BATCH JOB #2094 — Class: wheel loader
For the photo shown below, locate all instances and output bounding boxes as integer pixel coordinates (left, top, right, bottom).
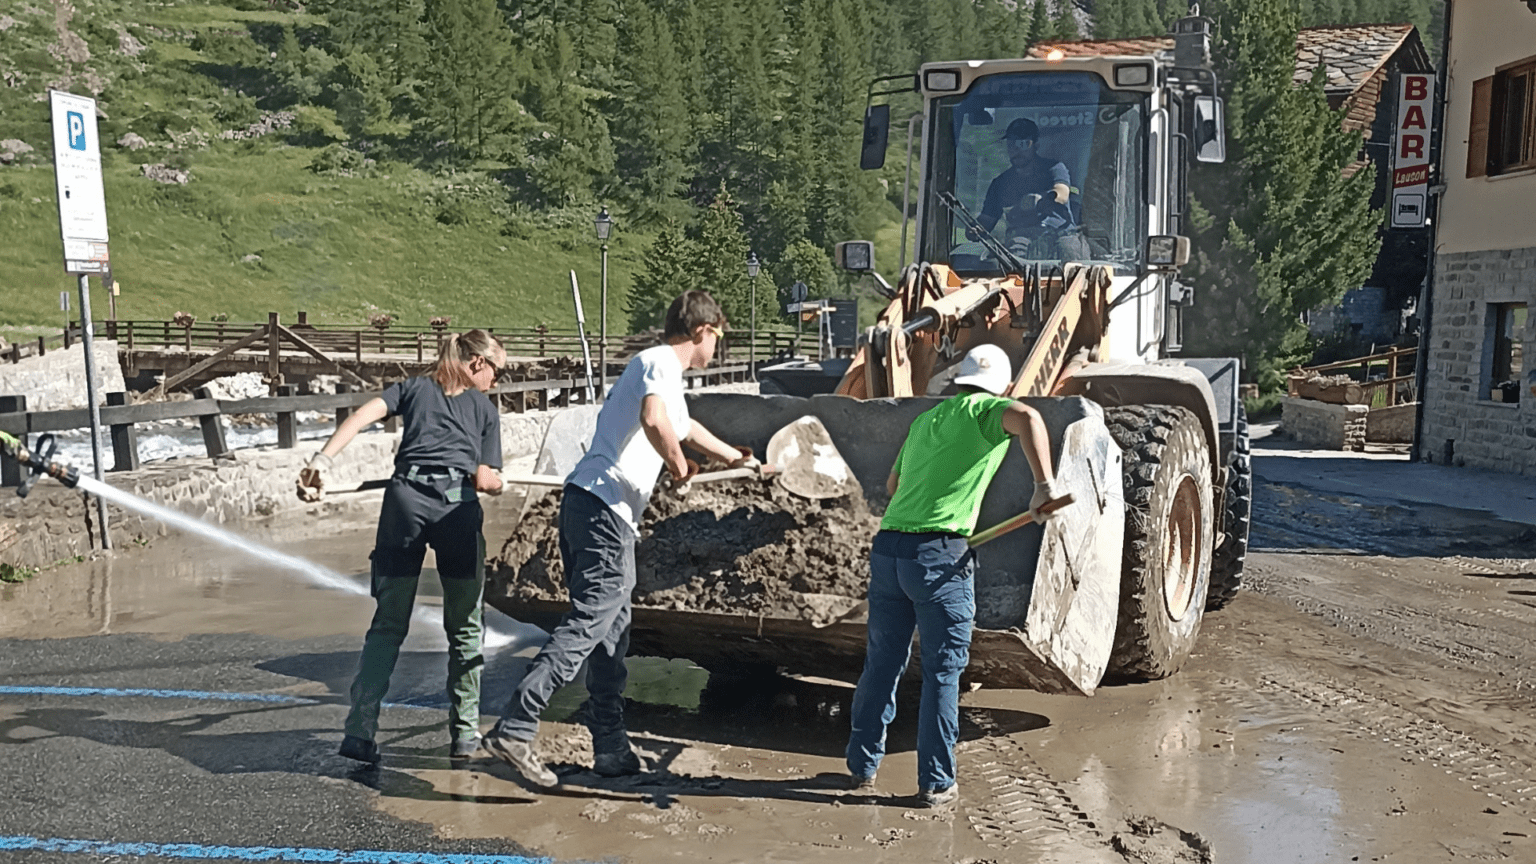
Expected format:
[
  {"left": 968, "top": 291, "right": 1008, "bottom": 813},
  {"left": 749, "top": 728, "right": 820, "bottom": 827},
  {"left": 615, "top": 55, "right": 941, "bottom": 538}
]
[{"left": 493, "top": 13, "right": 1253, "bottom": 697}]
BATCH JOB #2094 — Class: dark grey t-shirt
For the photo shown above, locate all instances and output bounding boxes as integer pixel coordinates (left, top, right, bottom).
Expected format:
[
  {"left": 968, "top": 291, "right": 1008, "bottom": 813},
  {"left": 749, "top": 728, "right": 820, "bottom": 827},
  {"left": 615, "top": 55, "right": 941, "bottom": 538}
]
[{"left": 381, "top": 376, "right": 502, "bottom": 473}]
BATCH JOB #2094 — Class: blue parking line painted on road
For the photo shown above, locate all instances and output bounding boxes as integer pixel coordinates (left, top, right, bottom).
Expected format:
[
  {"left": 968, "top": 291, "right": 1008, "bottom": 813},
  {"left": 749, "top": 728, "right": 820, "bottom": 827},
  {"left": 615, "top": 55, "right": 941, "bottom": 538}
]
[
  {"left": 0, "top": 684, "right": 450, "bottom": 713},
  {"left": 0, "top": 686, "right": 316, "bottom": 704},
  {"left": 0, "top": 835, "right": 552, "bottom": 863}
]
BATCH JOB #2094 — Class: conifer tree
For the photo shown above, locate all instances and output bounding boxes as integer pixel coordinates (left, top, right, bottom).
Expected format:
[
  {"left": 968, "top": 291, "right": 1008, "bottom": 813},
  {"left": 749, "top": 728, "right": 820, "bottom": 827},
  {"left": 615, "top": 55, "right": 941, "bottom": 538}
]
[
  {"left": 1028, "top": 0, "right": 1052, "bottom": 45},
  {"left": 613, "top": 1, "right": 693, "bottom": 220},
  {"left": 1180, "top": 0, "right": 1382, "bottom": 387},
  {"left": 692, "top": 185, "right": 757, "bottom": 327},
  {"left": 1053, "top": 0, "right": 1081, "bottom": 40},
  {"left": 628, "top": 221, "right": 700, "bottom": 332},
  {"left": 524, "top": 26, "right": 615, "bottom": 202},
  {"left": 421, "top": 0, "right": 523, "bottom": 159}
]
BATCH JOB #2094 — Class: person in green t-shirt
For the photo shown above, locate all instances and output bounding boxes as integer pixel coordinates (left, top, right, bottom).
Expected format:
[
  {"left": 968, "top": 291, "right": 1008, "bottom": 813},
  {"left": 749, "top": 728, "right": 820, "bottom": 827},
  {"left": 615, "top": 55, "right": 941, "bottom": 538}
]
[{"left": 843, "top": 343, "right": 1068, "bottom": 808}]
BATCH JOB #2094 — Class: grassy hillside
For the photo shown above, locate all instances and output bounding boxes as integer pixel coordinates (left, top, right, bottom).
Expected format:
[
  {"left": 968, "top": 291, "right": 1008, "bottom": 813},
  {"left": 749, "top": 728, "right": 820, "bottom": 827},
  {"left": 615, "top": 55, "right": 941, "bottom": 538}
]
[
  {"left": 0, "top": 149, "right": 650, "bottom": 330},
  {"left": 0, "top": 0, "right": 650, "bottom": 335}
]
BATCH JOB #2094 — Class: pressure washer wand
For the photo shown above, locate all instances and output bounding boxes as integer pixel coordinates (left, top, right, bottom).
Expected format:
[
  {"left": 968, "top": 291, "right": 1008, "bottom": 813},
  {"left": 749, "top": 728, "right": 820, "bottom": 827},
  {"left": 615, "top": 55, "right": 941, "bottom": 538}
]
[{"left": 0, "top": 431, "right": 81, "bottom": 498}]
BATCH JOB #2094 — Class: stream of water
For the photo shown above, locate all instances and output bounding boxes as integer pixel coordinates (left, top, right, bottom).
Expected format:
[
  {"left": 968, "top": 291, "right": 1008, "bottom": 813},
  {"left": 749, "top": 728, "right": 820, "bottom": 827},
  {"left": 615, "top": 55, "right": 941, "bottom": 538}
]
[{"left": 71, "top": 475, "right": 525, "bottom": 650}]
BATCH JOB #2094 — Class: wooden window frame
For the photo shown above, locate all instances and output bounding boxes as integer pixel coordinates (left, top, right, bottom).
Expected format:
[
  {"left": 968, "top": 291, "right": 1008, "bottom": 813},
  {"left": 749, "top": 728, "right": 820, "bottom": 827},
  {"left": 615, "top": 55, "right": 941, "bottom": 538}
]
[
  {"left": 1486, "top": 302, "right": 1527, "bottom": 405},
  {"left": 1468, "top": 55, "right": 1536, "bottom": 178}
]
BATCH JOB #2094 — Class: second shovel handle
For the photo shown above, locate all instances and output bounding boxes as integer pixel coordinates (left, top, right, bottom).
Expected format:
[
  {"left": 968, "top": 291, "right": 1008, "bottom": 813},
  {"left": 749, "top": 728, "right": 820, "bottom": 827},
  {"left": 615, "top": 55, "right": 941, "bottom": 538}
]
[{"left": 967, "top": 492, "right": 1075, "bottom": 547}]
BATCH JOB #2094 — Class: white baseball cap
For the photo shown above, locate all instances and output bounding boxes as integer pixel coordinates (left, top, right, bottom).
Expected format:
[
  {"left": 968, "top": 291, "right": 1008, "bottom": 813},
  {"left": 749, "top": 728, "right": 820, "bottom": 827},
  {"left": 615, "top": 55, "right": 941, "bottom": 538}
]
[{"left": 953, "top": 344, "right": 1012, "bottom": 395}]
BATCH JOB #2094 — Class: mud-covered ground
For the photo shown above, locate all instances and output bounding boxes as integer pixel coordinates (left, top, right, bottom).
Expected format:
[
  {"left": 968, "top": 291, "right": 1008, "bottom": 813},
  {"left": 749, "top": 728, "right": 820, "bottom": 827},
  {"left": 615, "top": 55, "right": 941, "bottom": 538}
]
[
  {"left": 489, "top": 479, "right": 879, "bottom": 618},
  {"left": 5, "top": 439, "right": 1536, "bottom": 863}
]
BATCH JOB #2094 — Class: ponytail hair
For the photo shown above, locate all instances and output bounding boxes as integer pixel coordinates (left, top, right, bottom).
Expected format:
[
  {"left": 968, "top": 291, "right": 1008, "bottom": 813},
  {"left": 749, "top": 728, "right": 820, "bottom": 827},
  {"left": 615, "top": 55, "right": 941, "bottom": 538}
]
[{"left": 431, "top": 328, "right": 505, "bottom": 392}]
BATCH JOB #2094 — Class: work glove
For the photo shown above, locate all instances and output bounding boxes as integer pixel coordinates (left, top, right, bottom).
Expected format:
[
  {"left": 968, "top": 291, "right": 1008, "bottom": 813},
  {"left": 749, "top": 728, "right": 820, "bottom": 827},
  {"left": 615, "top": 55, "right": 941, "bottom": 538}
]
[
  {"left": 1029, "top": 477, "right": 1070, "bottom": 523},
  {"left": 665, "top": 458, "right": 701, "bottom": 498},
  {"left": 296, "top": 452, "right": 332, "bottom": 502},
  {"left": 728, "top": 445, "right": 762, "bottom": 474}
]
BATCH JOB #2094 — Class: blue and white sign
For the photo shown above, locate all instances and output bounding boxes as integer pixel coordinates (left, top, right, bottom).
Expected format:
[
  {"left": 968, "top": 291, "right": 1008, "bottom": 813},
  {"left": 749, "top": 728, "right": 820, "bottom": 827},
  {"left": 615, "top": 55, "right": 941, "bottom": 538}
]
[{"left": 49, "top": 90, "right": 110, "bottom": 273}]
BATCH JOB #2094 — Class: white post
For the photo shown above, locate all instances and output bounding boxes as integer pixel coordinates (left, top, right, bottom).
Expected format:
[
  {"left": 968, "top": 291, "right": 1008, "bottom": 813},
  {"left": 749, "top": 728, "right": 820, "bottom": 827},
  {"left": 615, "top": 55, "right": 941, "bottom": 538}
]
[{"left": 570, "top": 270, "right": 596, "bottom": 403}]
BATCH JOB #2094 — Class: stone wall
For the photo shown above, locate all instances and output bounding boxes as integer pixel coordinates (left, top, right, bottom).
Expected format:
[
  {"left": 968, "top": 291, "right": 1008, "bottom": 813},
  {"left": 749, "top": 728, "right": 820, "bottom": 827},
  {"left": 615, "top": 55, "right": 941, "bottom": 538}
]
[
  {"left": 2, "top": 410, "right": 556, "bottom": 572},
  {"left": 0, "top": 339, "right": 125, "bottom": 411},
  {"left": 1366, "top": 403, "right": 1416, "bottom": 444},
  {"left": 1421, "top": 245, "right": 1536, "bottom": 475},
  {"left": 1280, "top": 397, "right": 1369, "bottom": 451}
]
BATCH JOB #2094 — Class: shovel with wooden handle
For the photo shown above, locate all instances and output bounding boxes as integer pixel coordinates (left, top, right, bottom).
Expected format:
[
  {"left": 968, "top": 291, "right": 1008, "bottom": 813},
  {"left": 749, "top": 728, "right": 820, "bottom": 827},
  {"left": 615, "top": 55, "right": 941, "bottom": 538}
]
[
  {"left": 806, "top": 492, "right": 1076, "bottom": 629},
  {"left": 673, "top": 415, "right": 858, "bottom": 501}
]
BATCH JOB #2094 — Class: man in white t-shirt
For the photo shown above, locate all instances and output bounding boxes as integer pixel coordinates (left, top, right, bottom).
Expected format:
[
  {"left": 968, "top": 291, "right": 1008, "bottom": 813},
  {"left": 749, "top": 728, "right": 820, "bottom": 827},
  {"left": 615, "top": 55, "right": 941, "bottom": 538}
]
[{"left": 484, "top": 290, "right": 754, "bottom": 787}]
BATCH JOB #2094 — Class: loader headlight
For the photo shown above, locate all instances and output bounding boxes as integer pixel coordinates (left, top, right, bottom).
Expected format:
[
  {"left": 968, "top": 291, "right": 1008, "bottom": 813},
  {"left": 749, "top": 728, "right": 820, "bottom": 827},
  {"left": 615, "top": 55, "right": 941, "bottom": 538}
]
[
  {"left": 1146, "top": 235, "right": 1190, "bottom": 269},
  {"left": 924, "top": 69, "right": 961, "bottom": 92}
]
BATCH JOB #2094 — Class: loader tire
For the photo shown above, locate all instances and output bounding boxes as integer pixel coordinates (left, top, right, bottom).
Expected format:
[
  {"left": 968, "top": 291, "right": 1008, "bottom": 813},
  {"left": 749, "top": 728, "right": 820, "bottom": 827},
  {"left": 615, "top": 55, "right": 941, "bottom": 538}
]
[
  {"left": 1206, "top": 403, "right": 1251, "bottom": 610},
  {"left": 1104, "top": 405, "right": 1213, "bottom": 680}
]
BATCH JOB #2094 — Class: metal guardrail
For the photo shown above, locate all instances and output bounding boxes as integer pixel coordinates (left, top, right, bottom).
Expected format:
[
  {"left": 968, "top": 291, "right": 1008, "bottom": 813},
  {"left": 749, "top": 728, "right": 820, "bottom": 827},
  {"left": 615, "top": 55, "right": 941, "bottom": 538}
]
[{"left": 0, "top": 364, "right": 753, "bottom": 478}]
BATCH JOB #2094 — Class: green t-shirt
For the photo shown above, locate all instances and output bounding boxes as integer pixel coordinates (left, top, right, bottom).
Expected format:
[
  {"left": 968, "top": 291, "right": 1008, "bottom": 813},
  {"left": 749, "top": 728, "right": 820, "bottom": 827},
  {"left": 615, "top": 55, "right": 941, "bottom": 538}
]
[{"left": 880, "top": 391, "right": 1015, "bottom": 535}]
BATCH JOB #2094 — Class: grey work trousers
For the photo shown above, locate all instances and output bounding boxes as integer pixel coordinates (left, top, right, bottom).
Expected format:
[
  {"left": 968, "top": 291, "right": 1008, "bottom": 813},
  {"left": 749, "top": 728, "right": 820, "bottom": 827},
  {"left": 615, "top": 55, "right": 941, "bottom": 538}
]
[{"left": 493, "top": 485, "right": 634, "bottom": 751}]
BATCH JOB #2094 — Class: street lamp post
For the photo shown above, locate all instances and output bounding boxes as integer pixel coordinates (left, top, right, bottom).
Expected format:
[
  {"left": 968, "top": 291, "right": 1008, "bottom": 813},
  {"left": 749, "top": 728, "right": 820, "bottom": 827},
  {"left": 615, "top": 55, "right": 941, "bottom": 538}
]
[
  {"left": 594, "top": 207, "right": 613, "bottom": 400},
  {"left": 746, "top": 252, "right": 761, "bottom": 379}
]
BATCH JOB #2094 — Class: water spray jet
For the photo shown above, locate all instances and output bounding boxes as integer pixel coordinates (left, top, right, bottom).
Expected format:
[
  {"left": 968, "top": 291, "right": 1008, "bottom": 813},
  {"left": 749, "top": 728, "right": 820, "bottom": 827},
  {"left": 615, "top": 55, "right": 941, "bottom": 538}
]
[{"left": 0, "top": 429, "right": 535, "bottom": 651}]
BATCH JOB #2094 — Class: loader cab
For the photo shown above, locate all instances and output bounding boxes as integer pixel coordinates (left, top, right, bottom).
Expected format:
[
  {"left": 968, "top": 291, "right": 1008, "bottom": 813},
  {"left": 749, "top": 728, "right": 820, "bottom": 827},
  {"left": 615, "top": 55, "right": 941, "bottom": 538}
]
[{"left": 916, "top": 65, "right": 1152, "bottom": 278}]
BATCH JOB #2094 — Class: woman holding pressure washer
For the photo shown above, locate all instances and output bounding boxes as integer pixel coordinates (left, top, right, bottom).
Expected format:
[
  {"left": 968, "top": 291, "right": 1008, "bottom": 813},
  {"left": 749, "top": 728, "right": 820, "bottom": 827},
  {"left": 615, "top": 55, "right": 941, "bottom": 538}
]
[{"left": 296, "top": 329, "right": 506, "bottom": 765}]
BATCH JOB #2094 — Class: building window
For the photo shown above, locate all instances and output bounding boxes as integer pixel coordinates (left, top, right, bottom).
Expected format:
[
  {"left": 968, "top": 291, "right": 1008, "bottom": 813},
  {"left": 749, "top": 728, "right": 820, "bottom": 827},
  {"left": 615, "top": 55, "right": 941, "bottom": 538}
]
[
  {"left": 1486, "top": 302, "right": 1527, "bottom": 404},
  {"left": 1468, "top": 56, "right": 1536, "bottom": 177}
]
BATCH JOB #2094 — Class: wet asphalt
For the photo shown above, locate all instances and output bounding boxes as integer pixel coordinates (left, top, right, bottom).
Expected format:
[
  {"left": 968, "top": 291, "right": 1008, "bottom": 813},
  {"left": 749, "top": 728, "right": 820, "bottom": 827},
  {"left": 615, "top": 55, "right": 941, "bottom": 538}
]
[{"left": 0, "top": 629, "right": 551, "bottom": 863}]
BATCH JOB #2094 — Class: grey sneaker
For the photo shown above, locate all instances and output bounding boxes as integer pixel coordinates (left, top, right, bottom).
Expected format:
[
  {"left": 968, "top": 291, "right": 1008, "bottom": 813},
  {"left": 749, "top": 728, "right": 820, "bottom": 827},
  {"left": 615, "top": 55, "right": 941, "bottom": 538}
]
[
  {"left": 592, "top": 747, "right": 642, "bottom": 777},
  {"left": 481, "top": 733, "right": 559, "bottom": 788},
  {"left": 339, "top": 734, "right": 381, "bottom": 765},
  {"left": 842, "top": 773, "right": 877, "bottom": 792},
  {"left": 449, "top": 735, "right": 481, "bottom": 760},
  {"left": 918, "top": 784, "right": 959, "bottom": 808}
]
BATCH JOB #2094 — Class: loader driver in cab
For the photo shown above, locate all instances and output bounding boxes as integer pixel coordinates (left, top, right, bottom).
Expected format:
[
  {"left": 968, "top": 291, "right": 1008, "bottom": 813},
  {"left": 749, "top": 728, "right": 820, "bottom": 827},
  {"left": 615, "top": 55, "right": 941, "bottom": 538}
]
[{"left": 974, "top": 117, "right": 1072, "bottom": 253}]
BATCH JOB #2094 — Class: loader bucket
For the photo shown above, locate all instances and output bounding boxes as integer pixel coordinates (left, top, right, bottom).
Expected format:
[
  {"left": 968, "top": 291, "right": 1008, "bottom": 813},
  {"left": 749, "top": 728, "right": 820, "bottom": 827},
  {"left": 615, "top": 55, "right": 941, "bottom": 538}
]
[{"left": 491, "top": 393, "right": 1125, "bottom": 696}]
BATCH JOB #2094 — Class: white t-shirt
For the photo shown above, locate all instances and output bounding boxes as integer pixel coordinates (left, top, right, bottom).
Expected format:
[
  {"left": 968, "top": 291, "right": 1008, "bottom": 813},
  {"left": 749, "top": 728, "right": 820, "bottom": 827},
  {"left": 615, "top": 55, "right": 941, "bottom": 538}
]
[{"left": 567, "top": 345, "right": 690, "bottom": 532}]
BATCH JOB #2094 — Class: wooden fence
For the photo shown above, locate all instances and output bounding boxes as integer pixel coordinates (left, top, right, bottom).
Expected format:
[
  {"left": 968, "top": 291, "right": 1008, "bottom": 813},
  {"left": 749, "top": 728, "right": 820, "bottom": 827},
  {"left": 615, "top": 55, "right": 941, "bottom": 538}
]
[
  {"left": 0, "top": 364, "right": 752, "bottom": 478},
  {"left": 8, "top": 314, "right": 811, "bottom": 368},
  {"left": 1291, "top": 345, "right": 1419, "bottom": 408}
]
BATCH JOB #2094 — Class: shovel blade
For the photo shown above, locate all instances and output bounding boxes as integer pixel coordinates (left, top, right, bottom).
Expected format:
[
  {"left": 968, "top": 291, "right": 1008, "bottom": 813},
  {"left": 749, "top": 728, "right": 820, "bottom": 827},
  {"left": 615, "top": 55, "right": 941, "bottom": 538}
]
[{"left": 766, "top": 415, "right": 859, "bottom": 500}]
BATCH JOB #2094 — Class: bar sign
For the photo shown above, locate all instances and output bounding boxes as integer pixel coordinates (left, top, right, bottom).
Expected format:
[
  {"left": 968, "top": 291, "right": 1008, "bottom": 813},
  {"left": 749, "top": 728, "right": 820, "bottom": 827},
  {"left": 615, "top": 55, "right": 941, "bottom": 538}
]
[{"left": 1391, "top": 73, "right": 1434, "bottom": 229}]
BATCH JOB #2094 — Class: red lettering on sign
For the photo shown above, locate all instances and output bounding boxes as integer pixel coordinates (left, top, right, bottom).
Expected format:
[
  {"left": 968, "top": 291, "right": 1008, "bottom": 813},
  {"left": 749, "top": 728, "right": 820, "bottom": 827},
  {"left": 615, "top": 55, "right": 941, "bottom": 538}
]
[
  {"left": 1404, "top": 76, "right": 1428, "bottom": 101},
  {"left": 1399, "top": 134, "right": 1424, "bottom": 160},
  {"left": 1402, "top": 104, "right": 1426, "bottom": 130}
]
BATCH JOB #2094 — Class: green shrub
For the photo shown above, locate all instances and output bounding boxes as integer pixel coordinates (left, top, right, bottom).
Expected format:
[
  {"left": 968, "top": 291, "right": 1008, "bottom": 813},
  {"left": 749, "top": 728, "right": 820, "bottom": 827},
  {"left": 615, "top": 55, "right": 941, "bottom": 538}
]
[{"left": 308, "top": 143, "right": 366, "bottom": 176}]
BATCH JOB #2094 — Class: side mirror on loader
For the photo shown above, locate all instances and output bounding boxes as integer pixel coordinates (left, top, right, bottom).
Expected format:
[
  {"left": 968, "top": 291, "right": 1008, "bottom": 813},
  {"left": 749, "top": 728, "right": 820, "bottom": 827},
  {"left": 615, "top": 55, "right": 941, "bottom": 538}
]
[
  {"left": 1193, "top": 96, "right": 1226, "bottom": 163},
  {"left": 860, "top": 104, "right": 890, "bottom": 170},
  {"left": 836, "top": 240, "right": 875, "bottom": 272},
  {"left": 1146, "top": 235, "right": 1191, "bottom": 270}
]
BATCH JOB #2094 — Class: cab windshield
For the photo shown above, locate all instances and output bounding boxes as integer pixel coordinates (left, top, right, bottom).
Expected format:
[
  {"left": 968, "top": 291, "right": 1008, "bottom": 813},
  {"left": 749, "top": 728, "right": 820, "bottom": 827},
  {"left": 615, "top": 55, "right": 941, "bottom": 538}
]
[{"left": 921, "top": 71, "right": 1147, "bottom": 276}]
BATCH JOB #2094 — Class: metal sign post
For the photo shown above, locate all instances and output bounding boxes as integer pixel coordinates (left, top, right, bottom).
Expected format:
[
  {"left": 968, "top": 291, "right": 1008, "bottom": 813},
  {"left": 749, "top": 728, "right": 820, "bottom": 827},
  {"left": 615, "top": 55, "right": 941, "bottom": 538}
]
[
  {"left": 569, "top": 270, "right": 597, "bottom": 403},
  {"left": 50, "top": 89, "right": 111, "bottom": 549}
]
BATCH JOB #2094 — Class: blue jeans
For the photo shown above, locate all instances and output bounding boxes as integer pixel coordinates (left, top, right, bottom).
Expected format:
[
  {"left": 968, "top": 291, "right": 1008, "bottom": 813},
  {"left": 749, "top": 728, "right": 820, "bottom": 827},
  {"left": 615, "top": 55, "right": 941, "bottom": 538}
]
[
  {"left": 846, "top": 530, "right": 975, "bottom": 793},
  {"left": 493, "top": 486, "right": 634, "bottom": 752}
]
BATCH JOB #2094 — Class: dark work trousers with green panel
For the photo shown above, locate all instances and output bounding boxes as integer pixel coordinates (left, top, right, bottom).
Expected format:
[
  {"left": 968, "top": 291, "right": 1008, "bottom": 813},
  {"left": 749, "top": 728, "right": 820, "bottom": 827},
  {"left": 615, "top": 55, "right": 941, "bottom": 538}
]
[{"left": 344, "top": 466, "right": 486, "bottom": 747}]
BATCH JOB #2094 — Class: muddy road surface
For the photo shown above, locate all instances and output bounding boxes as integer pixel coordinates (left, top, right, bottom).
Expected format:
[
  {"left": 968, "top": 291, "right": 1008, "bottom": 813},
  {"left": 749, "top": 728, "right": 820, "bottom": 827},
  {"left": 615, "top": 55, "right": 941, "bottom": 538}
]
[{"left": 2, "top": 448, "right": 1534, "bottom": 863}]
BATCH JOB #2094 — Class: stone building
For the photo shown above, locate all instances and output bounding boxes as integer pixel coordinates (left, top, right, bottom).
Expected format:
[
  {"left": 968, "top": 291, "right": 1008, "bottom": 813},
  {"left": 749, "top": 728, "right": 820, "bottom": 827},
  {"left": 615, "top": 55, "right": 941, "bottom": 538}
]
[{"left": 1419, "top": 0, "right": 1536, "bottom": 475}]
